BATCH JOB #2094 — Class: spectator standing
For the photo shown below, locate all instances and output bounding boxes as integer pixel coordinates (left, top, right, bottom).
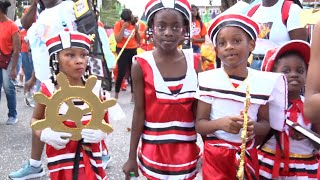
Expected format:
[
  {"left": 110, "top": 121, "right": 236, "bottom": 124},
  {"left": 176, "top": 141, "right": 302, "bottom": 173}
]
[
  {"left": 114, "top": 9, "right": 140, "bottom": 100},
  {"left": 247, "top": 0, "right": 308, "bottom": 70},
  {"left": 0, "top": 0, "right": 20, "bottom": 125},
  {"left": 191, "top": 4, "right": 207, "bottom": 53}
]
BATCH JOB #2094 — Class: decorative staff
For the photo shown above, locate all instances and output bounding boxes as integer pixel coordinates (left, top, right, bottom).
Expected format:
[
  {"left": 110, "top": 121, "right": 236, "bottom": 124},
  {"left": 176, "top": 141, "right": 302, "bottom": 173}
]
[{"left": 237, "top": 84, "right": 251, "bottom": 180}]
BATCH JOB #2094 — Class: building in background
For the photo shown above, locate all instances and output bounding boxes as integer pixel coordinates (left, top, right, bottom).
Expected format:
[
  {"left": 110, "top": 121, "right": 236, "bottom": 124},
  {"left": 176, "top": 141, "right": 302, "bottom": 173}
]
[{"left": 190, "top": 0, "right": 221, "bottom": 20}]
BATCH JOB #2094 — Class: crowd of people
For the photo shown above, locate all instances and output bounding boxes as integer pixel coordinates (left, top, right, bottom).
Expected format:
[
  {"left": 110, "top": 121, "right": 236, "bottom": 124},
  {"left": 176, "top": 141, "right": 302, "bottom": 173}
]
[{"left": 1, "top": 0, "right": 320, "bottom": 179}]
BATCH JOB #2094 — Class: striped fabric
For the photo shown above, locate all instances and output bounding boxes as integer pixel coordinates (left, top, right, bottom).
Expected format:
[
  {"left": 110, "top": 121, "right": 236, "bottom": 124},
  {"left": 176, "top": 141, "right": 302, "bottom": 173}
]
[
  {"left": 45, "top": 31, "right": 91, "bottom": 57},
  {"left": 202, "top": 137, "right": 259, "bottom": 180},
  {"left": 144, "top": 0, "right": 191, "bottom": 23},
  {"left": 196, "top": 68, "right": 287, "bottom": 132},
  {"left": 207, "top": 13, "right": 260, "bottom": 46},
  {"left": 258, "top": 150, "right": 318, "bottom": 180},
  {"left": 40, "top": 80, "right": 107, "bottom": 180},
  {"left": 258, "top": 96, "right": 319, "bottom": 179},
  {"left": 134, "top": 49, "right": 199, "bottom": 179}
]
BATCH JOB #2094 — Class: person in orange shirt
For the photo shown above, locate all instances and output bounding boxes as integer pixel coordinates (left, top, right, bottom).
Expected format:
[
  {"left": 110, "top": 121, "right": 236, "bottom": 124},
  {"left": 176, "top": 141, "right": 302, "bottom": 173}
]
[
  {"left": 0, "top": 0, "right": 21, "bottom": 125},
  {"left": 20, "top": 29, "right": 34, "bottom": 92},
  {"left": 191, "top": 4, "right": 207, "bottom": 54},
  {"left": 114, "top": 9, "right": 140, "bottom": 100}
]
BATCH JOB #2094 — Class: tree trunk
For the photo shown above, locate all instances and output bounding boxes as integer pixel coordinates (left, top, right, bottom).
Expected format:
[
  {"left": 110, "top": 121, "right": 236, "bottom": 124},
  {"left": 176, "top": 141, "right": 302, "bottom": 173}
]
[{"left": 6, "top": 0, "right": 16, "bottom": 20}]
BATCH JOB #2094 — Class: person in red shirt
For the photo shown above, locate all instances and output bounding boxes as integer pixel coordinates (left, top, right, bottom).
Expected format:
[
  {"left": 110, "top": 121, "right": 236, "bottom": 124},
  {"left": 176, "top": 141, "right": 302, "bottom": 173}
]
[
  {"left": 0, "top": 0, "right": 21, "bottom": 125},
  {"left": 114, "top": 9, "right": 140, "bottom": 99},
  {"left": 191, "top": 4, "right": 207, "bottom": 54}
]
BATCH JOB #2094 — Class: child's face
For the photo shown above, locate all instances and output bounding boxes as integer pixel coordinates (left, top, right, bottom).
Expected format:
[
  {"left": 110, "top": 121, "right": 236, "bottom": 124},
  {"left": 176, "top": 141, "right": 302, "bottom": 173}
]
[
  {"left": 58, "top": 48, "right": 89, "bottom": 81},
  {"left": 274, "top": 55, "right": 307, "bottom": 94},
  {"left": 214, "top": 26, "right": 255, "bottom": 69},
  {"left": 152, "top": 9, "right": 185, "bottom": 51}
]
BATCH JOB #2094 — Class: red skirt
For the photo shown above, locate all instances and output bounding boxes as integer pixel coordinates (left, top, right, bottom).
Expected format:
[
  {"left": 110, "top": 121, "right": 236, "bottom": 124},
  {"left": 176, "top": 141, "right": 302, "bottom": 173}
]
[{"left": 202, "top": 137, "right": 259, "bottom": 180}]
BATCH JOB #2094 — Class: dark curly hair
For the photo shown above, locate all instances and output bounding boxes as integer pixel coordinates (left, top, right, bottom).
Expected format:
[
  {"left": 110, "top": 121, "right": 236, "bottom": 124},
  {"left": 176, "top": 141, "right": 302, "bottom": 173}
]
[
  {"left": 121, "top": 9, "right": 133, "bottom": 22},
  {"left": 0, "top": 0, "right": 11, "bottom": 14}
]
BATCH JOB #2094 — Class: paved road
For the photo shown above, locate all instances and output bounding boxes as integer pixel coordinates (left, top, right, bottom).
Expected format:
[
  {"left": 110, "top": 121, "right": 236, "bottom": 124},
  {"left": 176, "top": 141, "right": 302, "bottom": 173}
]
[{"left": 0, "top": 87, "right": 202, "bottom": 180}]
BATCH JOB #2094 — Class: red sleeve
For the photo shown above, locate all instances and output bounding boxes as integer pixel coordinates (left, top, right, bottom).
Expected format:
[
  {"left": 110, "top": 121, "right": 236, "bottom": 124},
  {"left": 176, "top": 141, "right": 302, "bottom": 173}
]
[
  {"left": 103, "top": 111, "right": 109, "bottom": 123},
  {"left": 40, "top": 83, "right": 52, "bottom": 97}
]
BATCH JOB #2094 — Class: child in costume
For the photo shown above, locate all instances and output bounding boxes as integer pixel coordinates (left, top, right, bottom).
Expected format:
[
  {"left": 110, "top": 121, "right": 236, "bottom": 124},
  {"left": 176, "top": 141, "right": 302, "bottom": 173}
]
[
  {"left": 258, "top": 40, "right": 319, "bottom": 179},
  {"left": 32, "top": 31, "right": 108, "bottom": 180},
  {"left": 195, "top": 13, "right": 287, "bottom": 179},
  {"left": 122, "top": 0, "right": 200, "bottom": 179},
  {"left": 305, "top": 20, "right": 320, "bottom": 123}
]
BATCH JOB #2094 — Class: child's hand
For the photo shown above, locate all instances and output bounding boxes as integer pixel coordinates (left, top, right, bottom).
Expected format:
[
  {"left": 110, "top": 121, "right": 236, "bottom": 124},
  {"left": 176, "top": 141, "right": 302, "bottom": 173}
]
[
  {"left": 81, "top": 129, "right": 107, "bottom": 143},
  {"left": 40, "top": 128, "right": 72, "bottom": 150},
  {"left": 247, "top": 120, "right": 255, "bottom": 140},
  {"left": 122, "top": 159, "right": 139, "bottom": 180},
  {"left": 219, "top": 116, "right": 243, "bottom": 134},
  {"left": 289, "top": 123, "right": 306, "bottom": 141}
]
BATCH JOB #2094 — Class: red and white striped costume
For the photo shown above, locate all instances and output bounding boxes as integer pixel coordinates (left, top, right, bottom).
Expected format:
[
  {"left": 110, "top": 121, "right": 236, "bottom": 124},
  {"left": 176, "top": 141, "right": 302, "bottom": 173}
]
[
  {"left": 258, "top": 96, "right": 319, "bottom": 180},
  {"left": 135, "top": 49, "right": 200, "bottom": 180},
  {"left": 195, "top": 68, "right": 287, "bottom": 180},
  {"left": 40, "top": 80, "right": 107, "bottom": 180}
]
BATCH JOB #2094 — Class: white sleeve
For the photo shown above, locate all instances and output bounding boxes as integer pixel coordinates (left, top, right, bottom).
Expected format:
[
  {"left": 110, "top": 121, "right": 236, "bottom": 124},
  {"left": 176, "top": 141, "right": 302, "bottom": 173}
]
[
  {"left": 287, "top": 4, "right": 304, "bottom": 31},
  {"left": 194, "top": 88, "right": 213, "bottom": 104},
  {"left": 267, "top": 74, "right": 288, "bottom": 131}
]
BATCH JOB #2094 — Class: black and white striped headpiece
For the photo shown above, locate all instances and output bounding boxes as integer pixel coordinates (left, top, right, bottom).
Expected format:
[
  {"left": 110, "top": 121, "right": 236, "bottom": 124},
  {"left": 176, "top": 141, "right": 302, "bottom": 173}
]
[
  {"left": 144, "top": 0, "right": 191, "bottom": 24},
  {"left": 208, "top": 13, "right": 260, "bottom": 46},
  {"left": 46, "top": 31, "right": 91, "bottom": 57}
]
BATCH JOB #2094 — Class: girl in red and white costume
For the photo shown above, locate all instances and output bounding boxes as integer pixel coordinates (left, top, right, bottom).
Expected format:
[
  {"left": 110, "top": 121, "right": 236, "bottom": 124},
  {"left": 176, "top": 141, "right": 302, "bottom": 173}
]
[
  {"left": 195, "top": 13, "right": 288, "bottom": 180},
  {"left": 122, "top": 0, "right": 200, "bottom": 179},
  {"left": 32, "top": 31, "right": 109, "bottom": 180},
  {"left": 258, "top": 40, "right": 319, "bottom": 180}
]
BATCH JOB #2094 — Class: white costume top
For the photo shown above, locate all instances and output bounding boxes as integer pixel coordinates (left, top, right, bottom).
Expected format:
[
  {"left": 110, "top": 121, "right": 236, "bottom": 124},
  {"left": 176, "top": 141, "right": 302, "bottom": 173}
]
[
  {"left": 195, "top": 68, "right": 287, "bottom": 143},
  {"left": 264, "top": 96, "right": 316, "bottom": 155}
]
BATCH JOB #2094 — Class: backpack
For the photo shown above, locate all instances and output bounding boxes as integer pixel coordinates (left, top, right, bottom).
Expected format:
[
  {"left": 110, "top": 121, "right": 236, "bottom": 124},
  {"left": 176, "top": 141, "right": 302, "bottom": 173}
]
[{"left": 247, "top": 0, "right": 294, "bottom": 27}]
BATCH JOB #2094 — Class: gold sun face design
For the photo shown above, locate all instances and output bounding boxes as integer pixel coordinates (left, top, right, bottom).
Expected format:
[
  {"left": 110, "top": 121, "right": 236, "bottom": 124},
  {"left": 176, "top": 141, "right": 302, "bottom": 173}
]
[{"left": 31, "top": 73, "right": 116, "bottom": 141}]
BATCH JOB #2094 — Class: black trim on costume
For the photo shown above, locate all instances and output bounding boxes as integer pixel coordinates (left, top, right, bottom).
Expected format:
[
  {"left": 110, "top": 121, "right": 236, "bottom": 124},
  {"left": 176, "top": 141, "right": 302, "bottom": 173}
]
[
  {"left": 155, "top": 90, "right": 196, "bottom": 96},
  {"left": 83, "top": 149, "right": 100, "bottom": 175},
  {"left": 259, "top": 160, "right": 318, "bottom": 174},
  {"left": 138, "top": 156, "right": 197, "bottom": 176},
  {"left": 48, "top": 44, "right": 63, "bottom": 56},
  {"left": 163, "top": 75, "right": 186, "bottom": 82},
  {"left": 142, "top": 138, "right": 196, "bottom": 144},
  {"left": 199, "top": 86, "right": 269, "bottom": 100},
  {"left": 229, "top": 75, "right": 246, "bottom": 81},
  {"left": 72, "top": 139, "right": 83, "bottom": 180},
  {"left": 144, "top": 126, "right": 195, "bottom": 132}
]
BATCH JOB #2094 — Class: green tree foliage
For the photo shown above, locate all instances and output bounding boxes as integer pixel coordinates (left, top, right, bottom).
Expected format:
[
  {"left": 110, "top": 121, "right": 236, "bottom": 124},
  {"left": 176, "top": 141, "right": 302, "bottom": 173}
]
[{"left": 100, "top": 0, "right": 121, "bottom": 28}]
